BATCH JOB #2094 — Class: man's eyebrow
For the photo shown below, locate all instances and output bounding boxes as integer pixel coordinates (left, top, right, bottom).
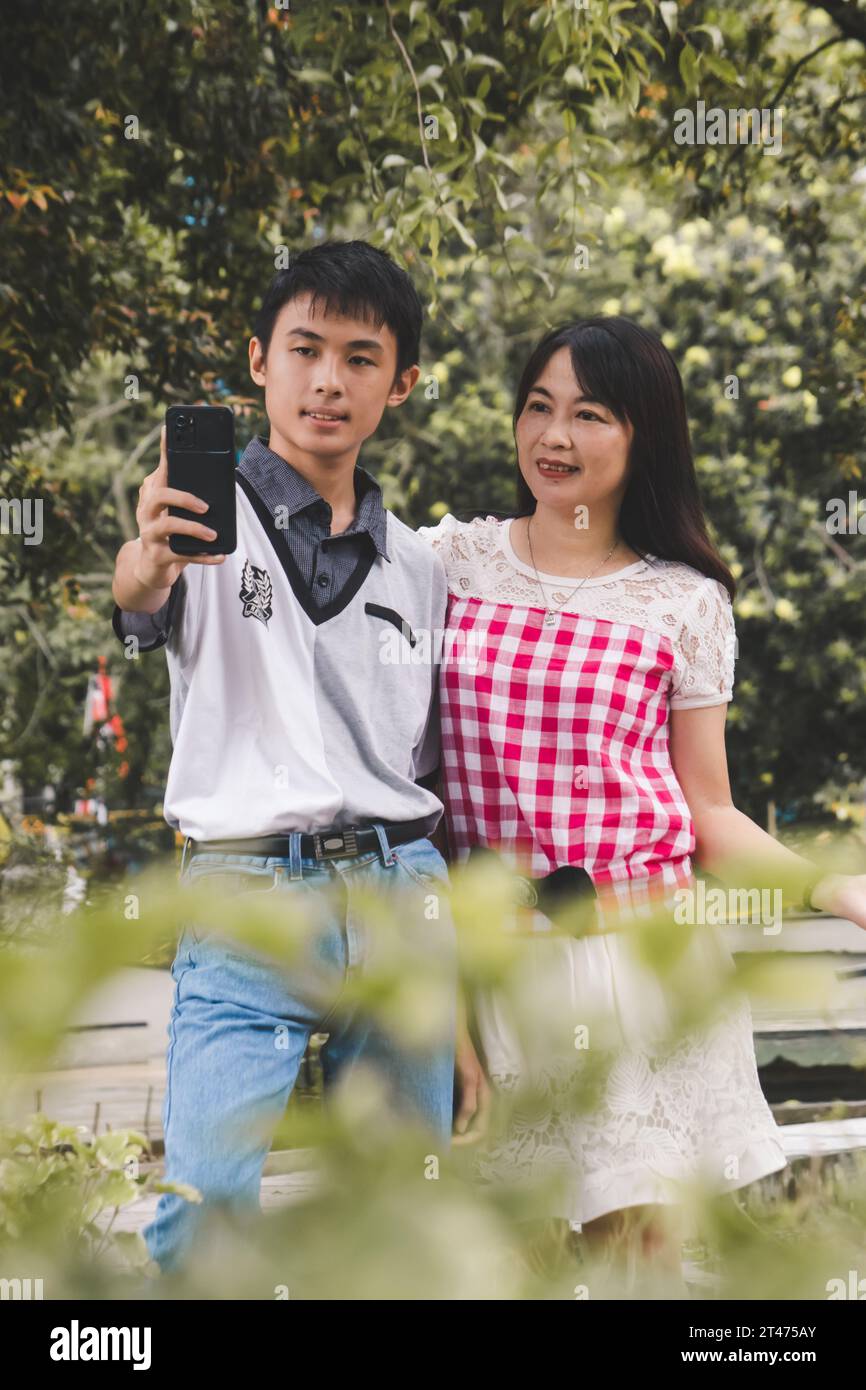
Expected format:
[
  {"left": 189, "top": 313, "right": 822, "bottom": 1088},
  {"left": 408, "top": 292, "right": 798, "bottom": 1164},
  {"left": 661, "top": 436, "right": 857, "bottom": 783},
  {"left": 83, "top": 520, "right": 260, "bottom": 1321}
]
[
  {"left": 285, "top": 327, "right": 385, "bottom": 352},
  {"left": 527, "top": 385, "right": 606, "bottom": 406}
]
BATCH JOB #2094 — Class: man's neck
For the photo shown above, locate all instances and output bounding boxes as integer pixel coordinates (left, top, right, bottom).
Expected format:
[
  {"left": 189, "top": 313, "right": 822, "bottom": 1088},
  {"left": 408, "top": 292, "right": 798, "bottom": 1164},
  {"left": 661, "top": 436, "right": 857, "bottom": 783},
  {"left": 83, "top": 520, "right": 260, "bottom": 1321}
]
[{"left": 264, "top": 430, "right": 359, "bottom": 525}]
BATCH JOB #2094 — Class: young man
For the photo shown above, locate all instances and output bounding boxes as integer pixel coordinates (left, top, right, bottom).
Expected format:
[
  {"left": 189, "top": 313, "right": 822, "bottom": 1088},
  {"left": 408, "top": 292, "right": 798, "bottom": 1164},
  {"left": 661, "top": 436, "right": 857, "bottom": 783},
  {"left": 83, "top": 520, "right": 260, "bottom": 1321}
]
[{"left": 111, "top": 240, "right": 474, "bottom": 1275}]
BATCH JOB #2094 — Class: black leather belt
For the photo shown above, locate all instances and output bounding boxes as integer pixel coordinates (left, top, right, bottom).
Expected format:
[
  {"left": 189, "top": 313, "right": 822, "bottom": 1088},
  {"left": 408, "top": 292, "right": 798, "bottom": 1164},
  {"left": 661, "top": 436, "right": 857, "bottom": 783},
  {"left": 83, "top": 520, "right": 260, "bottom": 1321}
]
[{"left": 185, "top": 815, "right": 439, "bottom": 865}]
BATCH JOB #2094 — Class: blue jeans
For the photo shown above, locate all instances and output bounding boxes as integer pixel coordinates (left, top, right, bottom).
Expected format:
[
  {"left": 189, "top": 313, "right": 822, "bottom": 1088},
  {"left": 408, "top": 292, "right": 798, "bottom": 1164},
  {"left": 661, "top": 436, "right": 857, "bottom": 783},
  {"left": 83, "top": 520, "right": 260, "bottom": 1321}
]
[{"left": 145, "top": 825, "right": 457, "bottom": 1274}]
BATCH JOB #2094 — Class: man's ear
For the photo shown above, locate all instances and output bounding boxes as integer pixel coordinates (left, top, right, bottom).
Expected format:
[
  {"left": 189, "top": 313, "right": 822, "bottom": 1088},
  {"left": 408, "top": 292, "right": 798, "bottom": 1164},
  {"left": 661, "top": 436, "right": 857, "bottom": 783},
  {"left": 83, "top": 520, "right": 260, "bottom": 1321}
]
[
  {"left": 249, "top": 336, "right": 266, "bottom": 388},
  {"left": 387, "top": 363, "right": 422, "bottom": 408}
]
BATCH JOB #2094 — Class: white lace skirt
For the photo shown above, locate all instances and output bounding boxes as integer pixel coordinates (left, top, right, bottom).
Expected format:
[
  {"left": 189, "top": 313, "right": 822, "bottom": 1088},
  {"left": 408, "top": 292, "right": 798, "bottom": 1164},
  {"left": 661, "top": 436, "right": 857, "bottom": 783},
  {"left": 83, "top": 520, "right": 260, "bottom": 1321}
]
[{"left": 471, "top": 920, "right": 789, "bottom": 1228}]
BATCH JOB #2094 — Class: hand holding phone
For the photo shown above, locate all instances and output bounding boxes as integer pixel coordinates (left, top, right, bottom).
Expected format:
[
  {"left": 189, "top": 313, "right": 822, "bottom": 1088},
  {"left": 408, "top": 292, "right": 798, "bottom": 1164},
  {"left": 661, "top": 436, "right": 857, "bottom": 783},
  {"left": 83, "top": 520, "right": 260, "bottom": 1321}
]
[{"left": 133, "top": 424, "right": 228, "bottom": 592}]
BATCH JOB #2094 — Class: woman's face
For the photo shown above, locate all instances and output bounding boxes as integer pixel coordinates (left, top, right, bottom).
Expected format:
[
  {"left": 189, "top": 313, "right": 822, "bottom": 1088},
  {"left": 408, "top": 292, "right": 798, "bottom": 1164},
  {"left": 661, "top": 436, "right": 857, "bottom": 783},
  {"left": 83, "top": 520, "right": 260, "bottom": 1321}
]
[{"left": 514, "top": 346, "right": 634, "bottom": 515}]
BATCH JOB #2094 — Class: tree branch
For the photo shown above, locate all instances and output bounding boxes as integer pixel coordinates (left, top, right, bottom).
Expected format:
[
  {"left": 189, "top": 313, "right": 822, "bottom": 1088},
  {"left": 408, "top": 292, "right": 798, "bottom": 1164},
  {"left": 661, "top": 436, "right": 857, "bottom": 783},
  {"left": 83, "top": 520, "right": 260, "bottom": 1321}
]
[
  {"left": 766, "top": 35, "right": 847, "bottom": 109},
  {"left": 808, "top": 0, "right": 866, "bottom": 46}
]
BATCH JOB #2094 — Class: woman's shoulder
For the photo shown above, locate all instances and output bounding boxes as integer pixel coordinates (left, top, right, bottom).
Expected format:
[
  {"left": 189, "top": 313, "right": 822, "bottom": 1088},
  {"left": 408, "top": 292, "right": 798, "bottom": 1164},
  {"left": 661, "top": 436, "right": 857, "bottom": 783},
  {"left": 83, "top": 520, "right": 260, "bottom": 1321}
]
[
  {"left": 611, "top": 558, "right": 734, "bottom": 654},
  {"left": 638, "top": 554, "right": 731, "bottom": 609},
  {"left": 415, "top": 511, "right": 505, "bottom": 562}
]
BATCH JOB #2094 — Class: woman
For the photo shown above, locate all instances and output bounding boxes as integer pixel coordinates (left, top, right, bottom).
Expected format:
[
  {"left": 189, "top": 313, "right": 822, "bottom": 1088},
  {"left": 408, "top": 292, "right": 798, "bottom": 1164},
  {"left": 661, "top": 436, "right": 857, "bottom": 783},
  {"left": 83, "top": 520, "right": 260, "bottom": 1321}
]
[{"left": 417, "top": 316, "right": 866, "bottom": 1279}]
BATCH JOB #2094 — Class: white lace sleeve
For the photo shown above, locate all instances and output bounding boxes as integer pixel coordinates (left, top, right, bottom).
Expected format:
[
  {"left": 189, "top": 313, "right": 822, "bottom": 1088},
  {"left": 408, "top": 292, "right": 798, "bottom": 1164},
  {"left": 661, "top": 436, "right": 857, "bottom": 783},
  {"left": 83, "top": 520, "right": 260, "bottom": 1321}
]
[
  {"left": 669, "top": 577, "right": 736, "bottom": 709},
  {"left": 414, "top": 511, "right": 463, "bottom": 558},
  {"left": 415, "top": 513, "right": 509, "bottom": 594}
]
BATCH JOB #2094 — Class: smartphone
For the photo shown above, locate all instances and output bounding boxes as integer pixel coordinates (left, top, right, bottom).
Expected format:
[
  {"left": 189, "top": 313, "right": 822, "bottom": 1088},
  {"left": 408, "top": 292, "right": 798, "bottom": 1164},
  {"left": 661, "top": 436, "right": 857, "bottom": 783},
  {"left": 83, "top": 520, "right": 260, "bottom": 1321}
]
[{"left": 166, "top": 405, "right": 237, "bottom": 555}]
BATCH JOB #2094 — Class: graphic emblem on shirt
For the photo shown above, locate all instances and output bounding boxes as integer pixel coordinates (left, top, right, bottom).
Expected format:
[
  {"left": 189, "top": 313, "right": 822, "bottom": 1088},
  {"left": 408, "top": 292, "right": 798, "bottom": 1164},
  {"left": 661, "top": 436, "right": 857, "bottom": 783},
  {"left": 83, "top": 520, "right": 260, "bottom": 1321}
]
[{"left": 239, "top": 558, "right": 274, "bottom": 628}]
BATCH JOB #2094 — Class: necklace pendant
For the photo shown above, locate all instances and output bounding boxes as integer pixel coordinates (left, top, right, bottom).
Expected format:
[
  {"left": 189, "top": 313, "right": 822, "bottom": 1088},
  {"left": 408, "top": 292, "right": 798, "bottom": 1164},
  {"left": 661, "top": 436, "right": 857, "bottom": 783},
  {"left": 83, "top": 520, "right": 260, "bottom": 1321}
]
[{"left": 543, "top": 609, "right": 557, "bottom": 628}]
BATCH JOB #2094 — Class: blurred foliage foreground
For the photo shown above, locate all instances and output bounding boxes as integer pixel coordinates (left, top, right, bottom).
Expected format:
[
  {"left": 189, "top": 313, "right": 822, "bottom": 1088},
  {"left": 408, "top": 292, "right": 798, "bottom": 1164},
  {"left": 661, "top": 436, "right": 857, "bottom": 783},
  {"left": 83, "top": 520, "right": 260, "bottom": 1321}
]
[{"left": 1, "top": 846, "right": 865, "bottom": 1301}]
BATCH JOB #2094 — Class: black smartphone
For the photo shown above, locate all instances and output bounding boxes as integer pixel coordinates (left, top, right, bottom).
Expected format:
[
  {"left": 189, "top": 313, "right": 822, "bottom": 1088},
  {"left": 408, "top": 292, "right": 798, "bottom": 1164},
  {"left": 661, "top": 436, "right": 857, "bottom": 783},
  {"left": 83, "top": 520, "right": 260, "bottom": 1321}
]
[{"left": 166, "top": 405, "right": 237, "bottom": 556}]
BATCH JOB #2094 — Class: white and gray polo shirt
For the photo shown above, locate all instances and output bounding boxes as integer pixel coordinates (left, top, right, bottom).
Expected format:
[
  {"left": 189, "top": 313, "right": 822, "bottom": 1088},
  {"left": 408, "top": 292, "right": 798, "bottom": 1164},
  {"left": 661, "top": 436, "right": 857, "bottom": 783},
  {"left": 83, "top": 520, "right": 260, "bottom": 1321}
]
[{"left": 113, "top": 463, "right": 448, "bottom": 842}]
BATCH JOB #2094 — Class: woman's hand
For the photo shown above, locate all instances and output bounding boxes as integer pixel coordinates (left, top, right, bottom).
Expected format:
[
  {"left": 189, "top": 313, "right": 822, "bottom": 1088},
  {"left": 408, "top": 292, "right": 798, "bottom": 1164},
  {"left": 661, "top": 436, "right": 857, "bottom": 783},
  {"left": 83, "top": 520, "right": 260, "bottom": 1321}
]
[
  {"left": 452, "top": 1030, "right": 493, "bottom": 1145},
  {"left": 811, "top": 872, "right": 866, "bottom": 929}
]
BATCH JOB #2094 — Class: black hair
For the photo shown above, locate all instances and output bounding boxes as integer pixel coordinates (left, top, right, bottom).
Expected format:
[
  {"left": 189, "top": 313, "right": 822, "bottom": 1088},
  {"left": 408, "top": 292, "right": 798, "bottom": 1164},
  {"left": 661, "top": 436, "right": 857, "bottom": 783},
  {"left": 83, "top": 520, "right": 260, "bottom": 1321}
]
[
  {"left": 507, "top": 316, "right": 736, "bottom": 599},
  {"left": 252, "top": 239, "right": 423, "bottom": 380}
]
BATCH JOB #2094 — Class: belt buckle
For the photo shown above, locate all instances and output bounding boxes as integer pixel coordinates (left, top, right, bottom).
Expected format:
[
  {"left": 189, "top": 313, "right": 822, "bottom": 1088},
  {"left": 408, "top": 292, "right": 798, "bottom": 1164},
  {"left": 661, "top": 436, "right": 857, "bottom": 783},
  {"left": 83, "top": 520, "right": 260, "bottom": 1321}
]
[
  {"left": 513, "top": 875, "right": 539, "bottom": 909},
  {"left": 313, "top": 827, "right": 359, "bottom": 861}
]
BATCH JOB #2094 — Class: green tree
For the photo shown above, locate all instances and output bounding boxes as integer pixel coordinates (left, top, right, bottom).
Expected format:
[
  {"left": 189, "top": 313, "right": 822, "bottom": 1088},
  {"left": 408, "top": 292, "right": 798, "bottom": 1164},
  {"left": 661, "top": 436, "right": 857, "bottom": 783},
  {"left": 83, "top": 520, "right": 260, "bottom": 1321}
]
[{"left": 1, "top": 0, "right": 865, "bottom": 839}]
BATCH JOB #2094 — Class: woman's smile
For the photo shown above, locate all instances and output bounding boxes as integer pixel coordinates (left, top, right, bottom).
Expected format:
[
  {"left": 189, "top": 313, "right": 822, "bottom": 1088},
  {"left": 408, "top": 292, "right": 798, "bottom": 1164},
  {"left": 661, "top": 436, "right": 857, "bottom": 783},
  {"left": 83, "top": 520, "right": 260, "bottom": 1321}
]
[{"left": 536, "top": 457, "right": 581, "bottom": 478}]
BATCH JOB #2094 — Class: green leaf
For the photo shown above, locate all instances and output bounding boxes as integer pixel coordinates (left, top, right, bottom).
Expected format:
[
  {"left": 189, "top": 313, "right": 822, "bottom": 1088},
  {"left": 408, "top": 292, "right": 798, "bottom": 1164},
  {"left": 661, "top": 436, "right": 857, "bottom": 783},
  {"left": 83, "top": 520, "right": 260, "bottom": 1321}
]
[
  {"left": 503, "top": 227, "right": 535, "bottom": 251},
  {"left": 585, "top": 167, "right": 611, "bottom": 191},
  {"left": 465, "top": 54, "right": 507, "bottom": 73},
  {"left": 678, "top": 43, "right": 700, "bottom": 94},
  {"left": 82, "top": 1173, "right": 137, "bottom": 1218},
  {"left": 591, "top": 49, "right": 623, "bottom": 81},
  {"left": 555, "top": 11, "right": 572, "bottom": 53},
  {"left": 631, "top": 23, "right": 667, "bottom": 60},
  {"left": 489, "top": 173, "right": 510, "bottom": 213},
  {"left": 626, "top": 46, "right": 650, "bottom": 79},
  {"left": 153, "top": 1179, "right": 203, "bottom": 1203},
  {"left": 703, "top": 53, "right": 743, "bottom": 86},
  {"left": 531, "top": 264, "right": 556, "bottom": 298},
  {"left": 336, "top": 136, "right": 361, "bottom": 164},
  {"left": 442, "top": 207, "right": 477, "bottom": 250},
  {"left": 294, "top": 68, "right": 336, "bottom": 86},
  {"left": 96, "top": 1131, "right": 143, "bottom": 1164},
  {"left": 624, "top": 65, "right": 641, "bottom": 110},
  {"left": 689, "top": 23, "right": 723, "bottom": 53},
  {"left": 426, "top": 103, "right": 458, "bottom": 143}
]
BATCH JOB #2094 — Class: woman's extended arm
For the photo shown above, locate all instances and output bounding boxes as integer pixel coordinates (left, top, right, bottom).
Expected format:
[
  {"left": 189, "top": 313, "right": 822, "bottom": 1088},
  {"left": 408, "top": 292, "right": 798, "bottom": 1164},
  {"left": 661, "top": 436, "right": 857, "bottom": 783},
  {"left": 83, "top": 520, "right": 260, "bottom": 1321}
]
[{"left": 669, "top": 703, "right": 865, "bottom": 925}]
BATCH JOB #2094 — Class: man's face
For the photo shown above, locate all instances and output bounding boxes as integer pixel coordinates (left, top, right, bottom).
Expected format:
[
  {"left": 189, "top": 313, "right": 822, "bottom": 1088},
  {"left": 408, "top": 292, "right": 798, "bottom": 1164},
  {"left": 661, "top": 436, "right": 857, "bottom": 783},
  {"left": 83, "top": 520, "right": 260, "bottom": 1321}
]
[{"left": 249, "top": 292, "right": 420, "bottom": 470}]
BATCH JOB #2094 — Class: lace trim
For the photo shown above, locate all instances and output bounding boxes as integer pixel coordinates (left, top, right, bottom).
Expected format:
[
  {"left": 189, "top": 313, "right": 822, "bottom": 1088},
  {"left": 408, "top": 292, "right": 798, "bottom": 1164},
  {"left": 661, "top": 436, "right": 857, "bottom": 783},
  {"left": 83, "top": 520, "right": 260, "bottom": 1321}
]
[
  {"left": 417, "top": 514, "right": 735, "bottom": 706},
  {"left": 474, "top": 993, "right": 786, "bottom": 1219}
]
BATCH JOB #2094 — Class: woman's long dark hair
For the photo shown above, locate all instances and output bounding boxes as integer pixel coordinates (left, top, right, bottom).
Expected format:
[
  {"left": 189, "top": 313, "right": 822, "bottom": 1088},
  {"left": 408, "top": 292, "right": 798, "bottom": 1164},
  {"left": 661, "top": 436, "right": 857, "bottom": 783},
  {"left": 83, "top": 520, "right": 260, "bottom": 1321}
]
[{"left": 506, "top": 316, "right": 735, "bottom": 600}]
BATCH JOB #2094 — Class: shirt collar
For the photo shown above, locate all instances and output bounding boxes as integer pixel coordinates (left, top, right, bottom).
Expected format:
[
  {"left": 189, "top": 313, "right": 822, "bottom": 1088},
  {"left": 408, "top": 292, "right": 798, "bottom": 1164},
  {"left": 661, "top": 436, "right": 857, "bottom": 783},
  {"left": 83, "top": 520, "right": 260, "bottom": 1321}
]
[{"left": 236, "top": 435, "right": 390, "bottom": 561}]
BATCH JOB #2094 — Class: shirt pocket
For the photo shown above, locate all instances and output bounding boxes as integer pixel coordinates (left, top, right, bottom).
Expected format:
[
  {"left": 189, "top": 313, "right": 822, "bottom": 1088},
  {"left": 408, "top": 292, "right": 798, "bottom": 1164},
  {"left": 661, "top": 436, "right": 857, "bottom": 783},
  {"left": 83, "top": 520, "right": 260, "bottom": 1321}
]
[{"left": 364, "top": 602, "right": 418, "bottom": 649}]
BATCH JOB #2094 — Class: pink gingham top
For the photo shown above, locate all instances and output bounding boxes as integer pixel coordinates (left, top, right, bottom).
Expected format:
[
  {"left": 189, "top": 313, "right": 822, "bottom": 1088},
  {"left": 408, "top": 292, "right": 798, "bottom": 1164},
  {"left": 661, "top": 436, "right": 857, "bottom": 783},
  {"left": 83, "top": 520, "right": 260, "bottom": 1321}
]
[{"left": 416, "top": 514, "right": 737, "bottom": 925}]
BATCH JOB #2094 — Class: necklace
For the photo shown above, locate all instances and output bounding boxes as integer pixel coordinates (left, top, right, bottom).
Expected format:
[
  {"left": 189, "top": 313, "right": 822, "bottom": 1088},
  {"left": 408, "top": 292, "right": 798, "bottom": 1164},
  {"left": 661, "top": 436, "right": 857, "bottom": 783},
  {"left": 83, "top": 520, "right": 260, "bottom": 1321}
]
[{"left": 526, "top": 516, "right": 619, "bottom": 627}]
